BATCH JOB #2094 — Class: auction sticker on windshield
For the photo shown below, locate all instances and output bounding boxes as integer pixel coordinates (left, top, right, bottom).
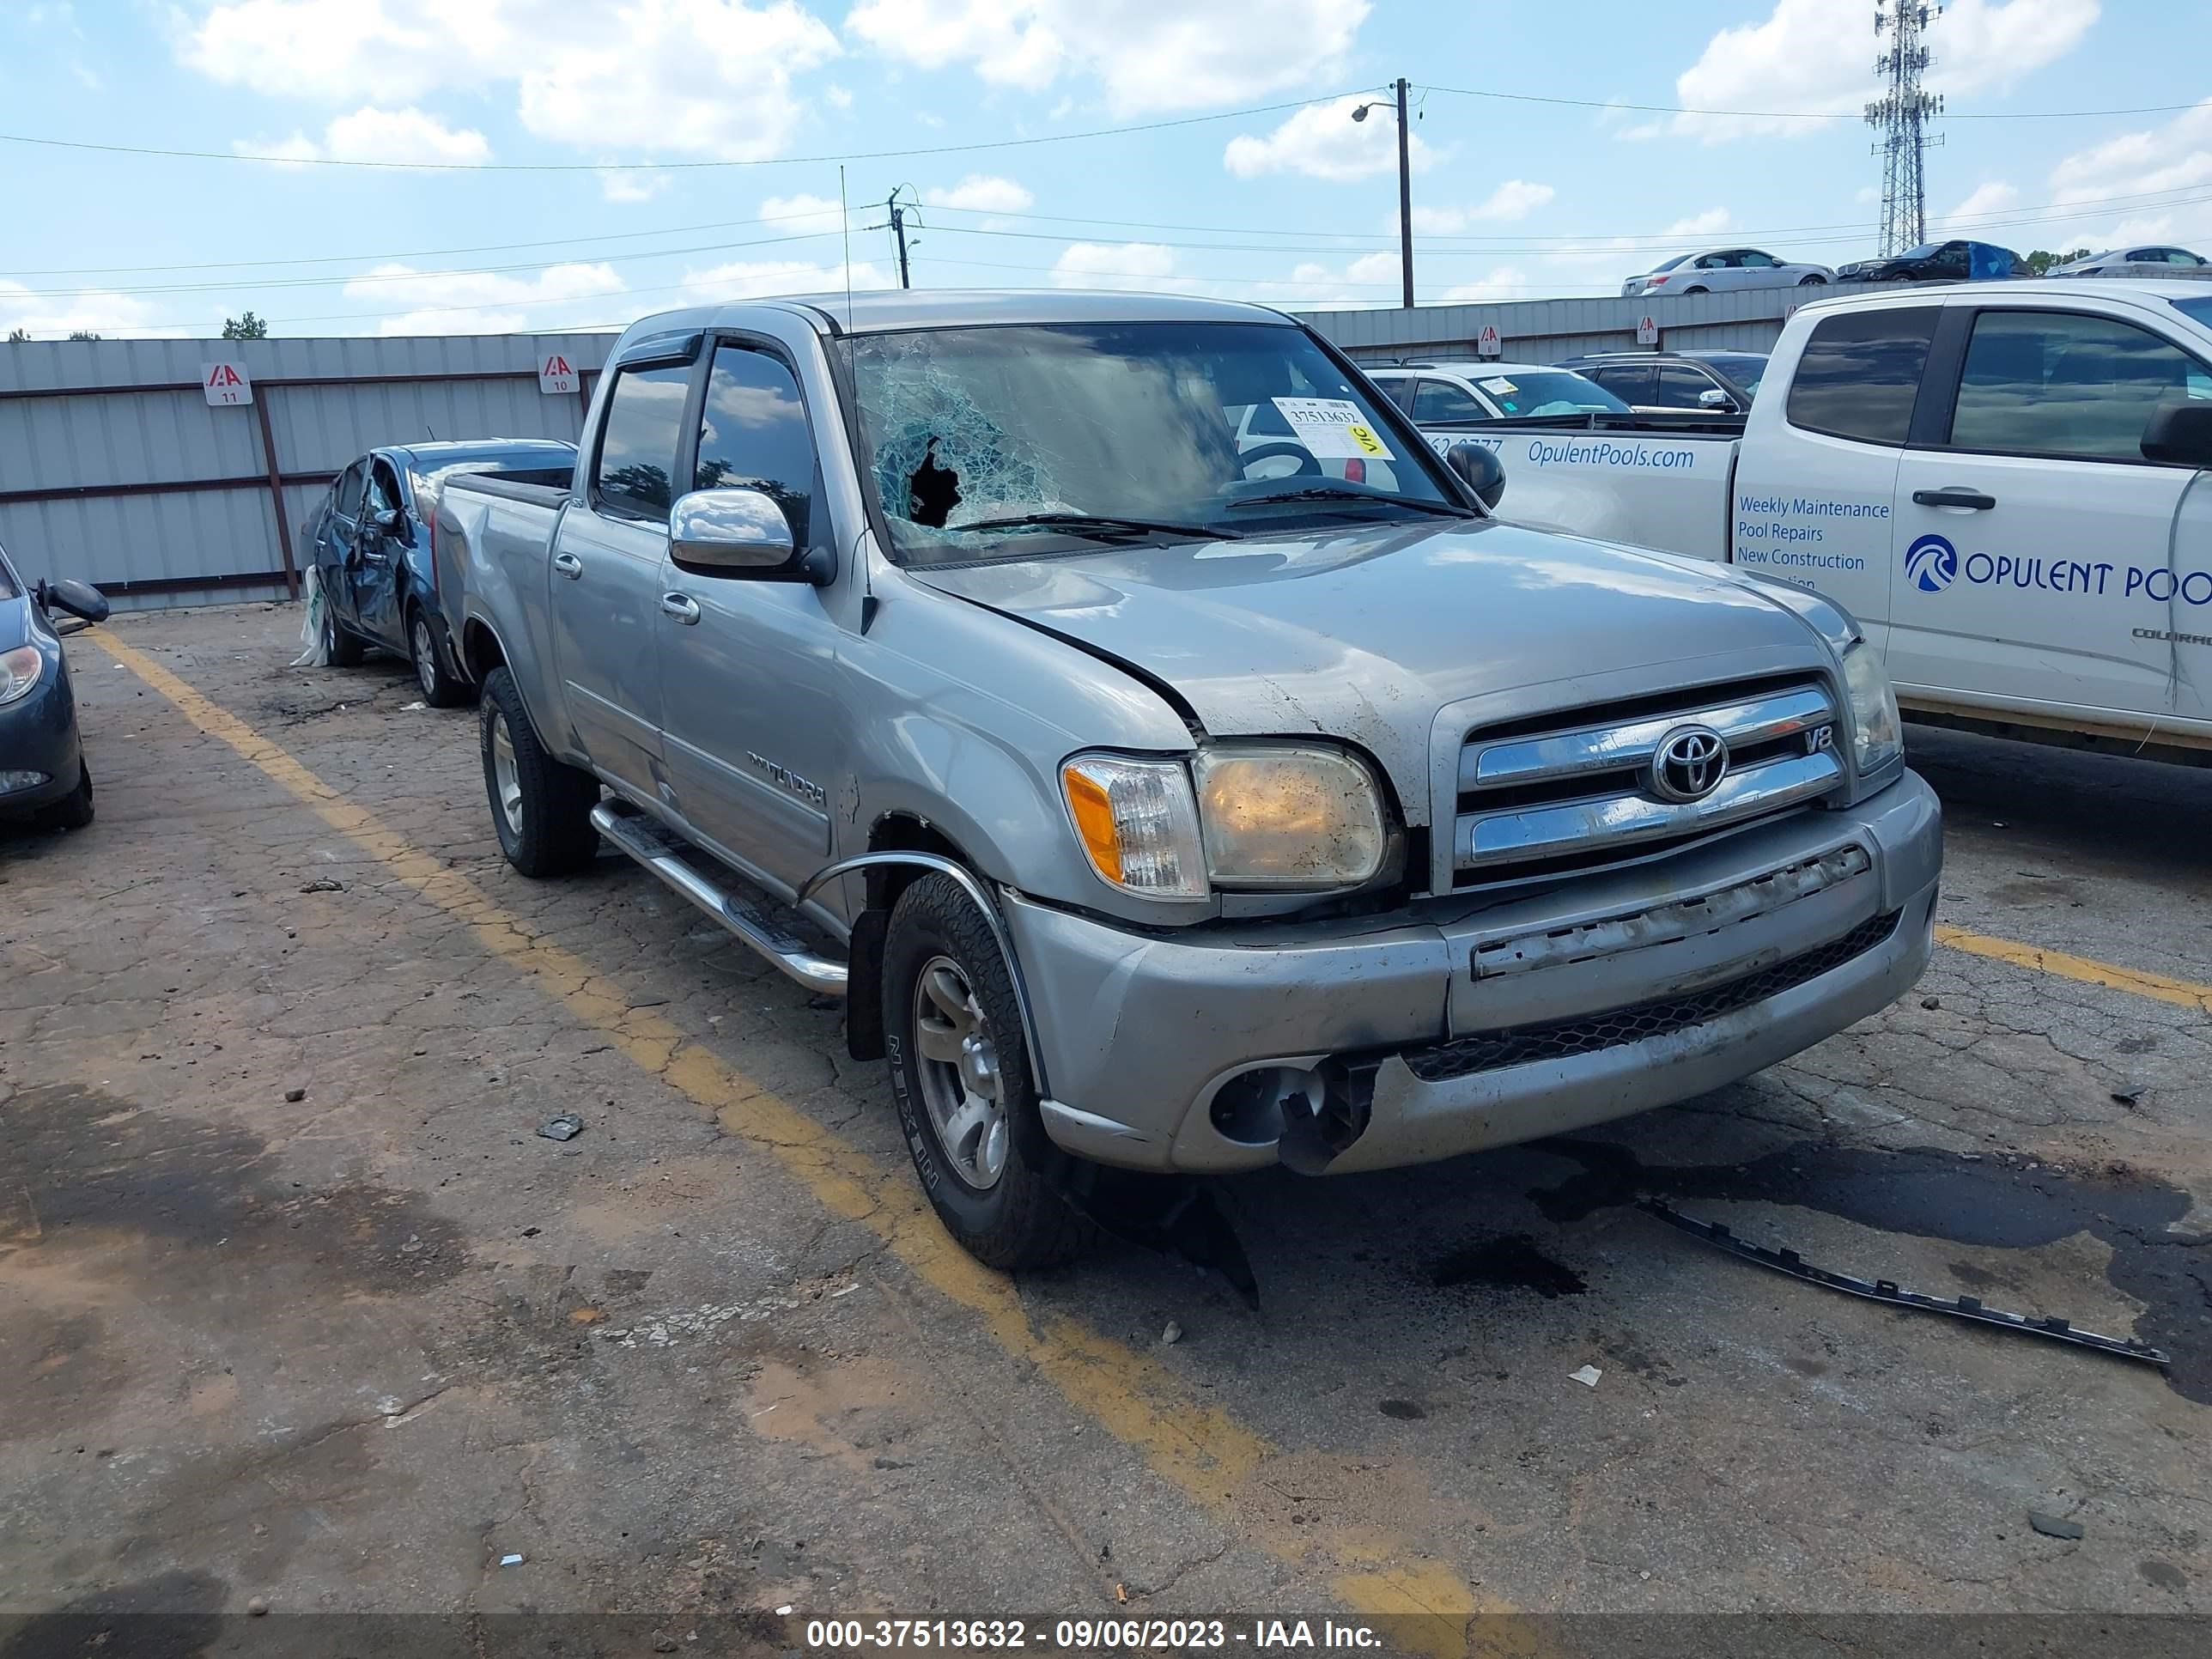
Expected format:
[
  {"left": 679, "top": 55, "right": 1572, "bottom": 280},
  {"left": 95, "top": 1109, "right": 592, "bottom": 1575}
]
[{"left": 1272, "top": 397, "right": 1395, "bottom": 460}]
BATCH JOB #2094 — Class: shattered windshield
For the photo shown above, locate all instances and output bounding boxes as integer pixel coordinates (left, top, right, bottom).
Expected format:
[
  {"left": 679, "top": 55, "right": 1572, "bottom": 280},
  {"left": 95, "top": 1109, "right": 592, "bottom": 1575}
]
[{"left": 844, "top": 321, "right": 1455, "bottom": 564}]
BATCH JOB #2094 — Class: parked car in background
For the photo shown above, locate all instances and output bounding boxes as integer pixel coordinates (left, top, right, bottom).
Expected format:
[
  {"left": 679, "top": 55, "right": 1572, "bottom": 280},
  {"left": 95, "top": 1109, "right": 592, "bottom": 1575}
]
[
  {"left": 0, "top": 538, "right": 109, "bottom": 832},
  {"left": 1364, "top": 361, "right": 1629, "bottom": 421},
  {"left": 439, "top": 289, "right": 1938, "bottom": 1270},
  {"left": 1836, "top": 240, "right": 2021, "bottom": 283},
  {"left": 1621, "top": 249, "right": 1832, "bottom": 296},
  {"left": 304, "top": 440, "right": 576, "bottom": 705},
  {"left": 1553, "top": 350, "right": 1770, "bottom": 413},
  {"left": 2051, "top": 246, "right": 2212, "bottom": 280}
]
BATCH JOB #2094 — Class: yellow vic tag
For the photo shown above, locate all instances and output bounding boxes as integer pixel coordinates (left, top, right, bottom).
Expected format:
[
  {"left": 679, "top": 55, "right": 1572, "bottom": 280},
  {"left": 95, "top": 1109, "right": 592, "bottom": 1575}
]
[{"left": 1346, "top": 423, "right": 1385, "bottom": 456}]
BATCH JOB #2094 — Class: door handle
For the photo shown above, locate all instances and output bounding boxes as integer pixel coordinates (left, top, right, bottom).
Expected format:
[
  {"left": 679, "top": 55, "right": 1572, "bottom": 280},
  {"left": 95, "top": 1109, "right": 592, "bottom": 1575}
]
[
  {"left": 551, "top": 552, "right": 584, "bottom": 580},
  {"left": 1911, "top": 487, "right": 1996, "bottom": 510},
  {"left": 660, "top": 592, "right": 702, "bottom": 625}
]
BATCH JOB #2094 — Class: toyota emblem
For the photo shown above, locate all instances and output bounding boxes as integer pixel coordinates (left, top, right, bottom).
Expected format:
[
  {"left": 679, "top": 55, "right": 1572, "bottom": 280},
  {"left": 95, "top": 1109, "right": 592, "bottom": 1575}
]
[{"left": 1648, "top": 724, "right": 1729, "bottom": 803}]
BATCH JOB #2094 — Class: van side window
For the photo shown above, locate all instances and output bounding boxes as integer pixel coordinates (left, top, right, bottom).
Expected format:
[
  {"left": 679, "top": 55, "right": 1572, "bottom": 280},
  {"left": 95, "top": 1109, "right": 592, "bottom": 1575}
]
[
  {"left": 1948, "top": 309, "right": 2212, "bottom": 463},
  {"left": 593, "top": 363, "right": 694, "bottom": 518},
  {"left": 694, "top": 344, "right": 817, "bottom": 545},
  {"left": 1784, "top": 307, "right": 1938, "bottom": 445},
  {"left": 1413, "top": 379, "right": 1486, "bottom": 422}
]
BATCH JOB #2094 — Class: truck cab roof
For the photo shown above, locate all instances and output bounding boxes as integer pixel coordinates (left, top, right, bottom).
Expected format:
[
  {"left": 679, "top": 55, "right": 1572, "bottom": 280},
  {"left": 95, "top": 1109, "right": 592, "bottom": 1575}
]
[{"left": 616, "top": 289, "right": 1298, "bottom": 340}]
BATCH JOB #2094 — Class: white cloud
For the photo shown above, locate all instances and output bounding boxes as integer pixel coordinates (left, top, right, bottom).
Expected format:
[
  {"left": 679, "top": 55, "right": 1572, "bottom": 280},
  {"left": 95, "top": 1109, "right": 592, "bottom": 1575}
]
[
  {"left": 1632, "top": 0, "right": 2098, "bottom": 143},
  {"left": 599, "top": 168, "right": 672, "bottom": 203},
  {"left": 1409, "top": 180, "right": 1555, "bottom": 234},
  {"left": 0, "top": 282, "right": 178, "bottom": 340},
  {"left": 1285, "top": 250, "right": 1406, "bottom": 307},
  {"left": 2036, "top": 101, "right": 2212, "bottom": 257},
  {"left": 342, "top": 261, "right": 627, "bottom": 336},
  {"left": 923, "top": 173, "right": 1035, "bottom": 214},
  {"left": 1939, "top": 179, "right": 2021, "bottom": 231},
  {"left": 681, "top": 257, "right": 894, "bottom": 302},
  {"left": 183, "top": 1, "right": 839, "bottom": 159},
  {"left": 1664, "top": 208, "right": 1732, "bottom": 239},
  {"left": 1051, "top": 241, "right": 1181, "bottom": 288},
  {"left": 1437, "top": 268, "right": 1536, "bottom": 306},
  {"left": 235, "top": 106, "right": 488, "bottom": 164},
  {"left": 844, "top": 0, "right": 1369, "bottom": 114},
  {"left": 1224, "top": 95, "right": 1436, "bottom": 182}
]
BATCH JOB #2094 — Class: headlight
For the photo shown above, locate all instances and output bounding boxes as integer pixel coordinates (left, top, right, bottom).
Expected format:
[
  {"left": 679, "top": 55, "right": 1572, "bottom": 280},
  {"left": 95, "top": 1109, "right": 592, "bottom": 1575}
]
[
  {"left": 1840, "top": 640, "right": 1902, "bottom": 777},
  {"left": 0, "top": 645, "right": 44, "bottom": 708},
  {"left": 1061, "top": 755, "right": 1207, "bottom": 898},
  {"left": 1194, "top": 745, "right": 1386, "bottom": 890}
]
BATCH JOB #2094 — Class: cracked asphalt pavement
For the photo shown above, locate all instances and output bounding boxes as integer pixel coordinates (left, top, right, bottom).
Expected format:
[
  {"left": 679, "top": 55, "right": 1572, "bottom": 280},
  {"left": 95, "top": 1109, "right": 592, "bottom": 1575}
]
[{"left": 2, "top": 604, "right": 2209, "bottom": 1653}]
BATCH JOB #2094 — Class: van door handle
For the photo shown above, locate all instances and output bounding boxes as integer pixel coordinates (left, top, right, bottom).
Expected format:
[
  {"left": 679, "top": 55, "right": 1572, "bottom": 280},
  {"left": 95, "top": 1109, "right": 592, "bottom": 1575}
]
[
  {"left": 660, "top": 592, "right": 701, "bottom": 625},
  {"left": 551, "top": 552, "right": 584, "bottom": 580},
  {"left": 1912, "top": 487, "right": 1996, "bottom": 510}
]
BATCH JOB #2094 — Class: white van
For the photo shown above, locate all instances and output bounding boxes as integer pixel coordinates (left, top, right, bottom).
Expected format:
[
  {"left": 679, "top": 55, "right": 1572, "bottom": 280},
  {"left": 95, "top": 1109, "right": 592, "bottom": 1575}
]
[{"left": 1399, "top": 280, "right": 2212, "bottom": 763}]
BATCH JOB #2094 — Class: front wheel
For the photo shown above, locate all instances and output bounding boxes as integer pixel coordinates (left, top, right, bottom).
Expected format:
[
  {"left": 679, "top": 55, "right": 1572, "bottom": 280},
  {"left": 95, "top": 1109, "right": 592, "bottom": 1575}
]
[
  {"left": 478, "top": 666, "right": 600, "bottom": 877},
  {"left": 884, "top": 873, "right": 1098, "bottom": 1270},
  {"left": 409, "top": 605, "right": 471, "bottom": 708},
  {"left": 36, "top": 760, "right": 94, "bottom": 831}
]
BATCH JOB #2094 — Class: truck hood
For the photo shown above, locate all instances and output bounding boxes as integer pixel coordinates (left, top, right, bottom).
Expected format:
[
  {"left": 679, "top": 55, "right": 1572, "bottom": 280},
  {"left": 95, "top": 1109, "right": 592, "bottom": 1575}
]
[{"left": 910, "top": 518, "right": 1821, "bottom": 823}]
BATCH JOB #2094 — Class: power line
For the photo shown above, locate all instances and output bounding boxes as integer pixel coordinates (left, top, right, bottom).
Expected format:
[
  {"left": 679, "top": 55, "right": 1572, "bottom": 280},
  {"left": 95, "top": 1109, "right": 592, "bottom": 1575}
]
[
  {"left": 0, "top": 88, "right": 1372, "bottom": 173},
  {"left": 1417, "top": 83, "right": 2209, "bottom": 122}
]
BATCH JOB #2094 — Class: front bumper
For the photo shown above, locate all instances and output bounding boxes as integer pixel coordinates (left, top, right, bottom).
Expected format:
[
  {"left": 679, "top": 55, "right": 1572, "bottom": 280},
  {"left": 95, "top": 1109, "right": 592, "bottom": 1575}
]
[
  {"left": 0, "top": 672, "right": 83, "bottom": 817},
  {"left": 1009, "top": 774, "right": 1941, "bottom": 1174}
]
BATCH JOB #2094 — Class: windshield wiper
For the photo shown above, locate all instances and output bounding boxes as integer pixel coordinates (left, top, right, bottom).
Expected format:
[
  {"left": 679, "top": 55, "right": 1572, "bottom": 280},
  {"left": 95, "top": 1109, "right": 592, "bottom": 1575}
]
[
  {"left": 951, "top": 512, "right": 1242, "bottom": 542},
  {"left": 1225, "top": 487, "right": 1479, "bottom": 519}
]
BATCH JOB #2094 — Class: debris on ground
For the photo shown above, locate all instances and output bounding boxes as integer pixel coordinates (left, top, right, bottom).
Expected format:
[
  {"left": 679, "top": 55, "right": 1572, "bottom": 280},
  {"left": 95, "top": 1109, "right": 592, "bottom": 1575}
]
[
  {"left": 283, "top": 1088, "right": 306, "bottom": 1103},
  {"left": 500, "top": 1553, "right": 525, "bottom": 1567},
  {"left": 1921, "top": 996, "right": 1941, "bottom": 1010},
  {"left": 2027, "top": 1511, "right": 2085, "bottom": 1540},
  {"left": 1569, "top": 1364, "right": 1603, "bottom": 1389},
  {"left": 247, "top": 1597, "right": 270, "bottom": 1616},
  {"left": 1641, "top": 1199, "right": 2170, "bottom": 1368},
  {"left": 2111, "top": 1085, "right": 2143, "bottom": 1105},
  {"left": 401, "top": 701, "right": 427, "bottom": 712},
  {"left": 537, "top": 1114, "right": 584, "bottom": 1142},
  {"left": 1160, "top": 1321, "right": 1182, "bottom": 1346},
  {"left": 300, "top": 878, "right": 345, "bottom": 893}
]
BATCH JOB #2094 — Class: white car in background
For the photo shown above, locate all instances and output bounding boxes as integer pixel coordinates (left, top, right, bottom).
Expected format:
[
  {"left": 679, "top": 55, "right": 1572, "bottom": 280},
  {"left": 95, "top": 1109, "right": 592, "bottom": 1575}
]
[
  {"left": 1623, "top": 248, "right": 1834, "bottom": 297},
  {"left": 2051, "top": 246, "right": 2212, "bottom": 279},
  {"left": 1362, "top": 362, "right": 1629, "bottom": 422}
]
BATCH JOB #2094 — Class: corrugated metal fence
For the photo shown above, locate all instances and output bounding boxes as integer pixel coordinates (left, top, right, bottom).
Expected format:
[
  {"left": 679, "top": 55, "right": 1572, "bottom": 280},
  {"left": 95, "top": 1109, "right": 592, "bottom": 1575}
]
[
  {"left": 0, "top": 333, "right": 613, "bottom": 609},
  {"left": 1298, "top": 282, "right": 1913, "bottom": 365}
]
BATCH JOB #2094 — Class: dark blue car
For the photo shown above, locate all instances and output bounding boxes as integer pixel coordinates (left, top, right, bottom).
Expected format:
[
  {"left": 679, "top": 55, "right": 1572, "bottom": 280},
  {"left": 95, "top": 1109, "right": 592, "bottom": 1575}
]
[
  {"left": 0, "top": 538, "right": 109, "bottom": 832},
  {"left": 305, "top": 440, "right": 575, "bottom": 705}
]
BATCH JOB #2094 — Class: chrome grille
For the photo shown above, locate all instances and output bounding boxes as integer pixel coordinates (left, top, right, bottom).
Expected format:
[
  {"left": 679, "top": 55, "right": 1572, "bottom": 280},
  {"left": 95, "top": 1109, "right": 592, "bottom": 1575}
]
[{"left": 1454, "top": 680, "right": 1842, "bottom": 884}]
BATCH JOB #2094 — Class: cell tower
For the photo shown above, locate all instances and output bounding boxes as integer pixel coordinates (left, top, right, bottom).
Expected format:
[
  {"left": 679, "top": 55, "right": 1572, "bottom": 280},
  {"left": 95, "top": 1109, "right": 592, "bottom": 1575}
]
[{"left": 1865, "top": 2, "right": 1944, "bottom": 255}]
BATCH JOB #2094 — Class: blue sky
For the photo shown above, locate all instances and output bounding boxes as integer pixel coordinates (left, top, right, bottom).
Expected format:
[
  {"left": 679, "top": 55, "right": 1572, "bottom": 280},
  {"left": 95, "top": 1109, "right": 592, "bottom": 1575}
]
[{"left": 1, "top": 0, "right": 2203, "bottom": 339}]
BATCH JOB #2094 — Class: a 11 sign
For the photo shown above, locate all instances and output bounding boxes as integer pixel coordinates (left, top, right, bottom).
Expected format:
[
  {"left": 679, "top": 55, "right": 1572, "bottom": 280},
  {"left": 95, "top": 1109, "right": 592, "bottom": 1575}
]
[{"left": 201, "top": 361, "right": 252, "bottom": 407}]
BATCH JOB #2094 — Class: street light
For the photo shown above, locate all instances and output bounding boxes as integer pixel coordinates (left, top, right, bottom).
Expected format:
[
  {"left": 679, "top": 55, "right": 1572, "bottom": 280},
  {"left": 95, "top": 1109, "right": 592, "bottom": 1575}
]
[{"left": 1352, "top": 79, "right": 1414, "bottom": 309}]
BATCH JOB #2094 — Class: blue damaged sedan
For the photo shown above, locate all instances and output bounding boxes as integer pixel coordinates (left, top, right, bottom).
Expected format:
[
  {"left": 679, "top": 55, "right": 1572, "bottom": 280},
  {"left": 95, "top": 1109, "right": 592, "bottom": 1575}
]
[{"left": 0, "top": 538, "right": 109, "bottom": 832}]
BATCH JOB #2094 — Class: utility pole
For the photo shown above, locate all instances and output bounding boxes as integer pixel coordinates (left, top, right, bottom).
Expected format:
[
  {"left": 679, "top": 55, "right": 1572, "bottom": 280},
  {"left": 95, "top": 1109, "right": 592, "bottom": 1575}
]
[
  {"left": 1394, "top": 76, "right": 1413, "bottom": 308},
  {"left": 888, "top": 191, "right": 913, "bottom": 289},
  {"left": 1866, "top": 3, "right": 1943, "bottom": 256},
  {"left": 1353, "top": 82, "right": 1417, "bottom": 307}
]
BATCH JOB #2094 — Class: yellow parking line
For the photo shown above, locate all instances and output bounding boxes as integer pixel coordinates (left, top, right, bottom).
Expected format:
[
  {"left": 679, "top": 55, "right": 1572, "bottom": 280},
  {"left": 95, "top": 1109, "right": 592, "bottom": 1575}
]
[
  {"left": 1936, "top": 925, "right": 2212, "bottom": 1014},
  {"left": 94, "top": 635, "right": 1496, "bottom": 1650}
]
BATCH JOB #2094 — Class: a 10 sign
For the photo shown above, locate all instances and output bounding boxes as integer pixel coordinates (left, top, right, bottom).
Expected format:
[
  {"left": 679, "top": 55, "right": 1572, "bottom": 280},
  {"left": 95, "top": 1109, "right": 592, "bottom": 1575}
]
[{"left": 201, "top": 361, "right": 252, "bottom": 407}]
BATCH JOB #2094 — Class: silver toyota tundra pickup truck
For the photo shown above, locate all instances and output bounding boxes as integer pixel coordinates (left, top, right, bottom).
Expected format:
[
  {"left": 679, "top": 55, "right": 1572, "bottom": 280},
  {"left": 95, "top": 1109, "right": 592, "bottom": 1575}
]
[{"left": 438, "top": 290, "right": 1942, "bottom": 1269}]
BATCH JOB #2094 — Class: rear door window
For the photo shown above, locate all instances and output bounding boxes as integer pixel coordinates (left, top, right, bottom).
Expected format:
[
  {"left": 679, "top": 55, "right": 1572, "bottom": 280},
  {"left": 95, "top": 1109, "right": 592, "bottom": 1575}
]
[
  {"left": 1591, "top": 364, "right": 1656, "bottom": 404},
  {"left": 1412, "top": 378, "right": 1489, "bottom": 422},
  {"left": 592, "top": 363, "right": 695, "bottom": 519},
  {"left": 694, "top": 343, "right": 817, "bottom": 546},
  {"left": 1784, "top": 307, "right": 1939, "bottom": 445},
  {"left": 1946, "top": 308, "right": 2212, "bottom": 462}
]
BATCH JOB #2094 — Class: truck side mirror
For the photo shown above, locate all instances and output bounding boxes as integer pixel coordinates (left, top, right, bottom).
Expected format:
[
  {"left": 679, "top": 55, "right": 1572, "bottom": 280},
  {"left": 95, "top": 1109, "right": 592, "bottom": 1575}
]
[
  {"left": 37, "top": 576, "right": 109, "bottom": 624},
  {"left": 669, "top": 487, "right": 833, "bottom": 585},
  {"left": 1443, "top": 441, "right": 1506, "bottom": 510},
  {"left": 2142, "top": 402, "right": 2212, "bottom": 470}
]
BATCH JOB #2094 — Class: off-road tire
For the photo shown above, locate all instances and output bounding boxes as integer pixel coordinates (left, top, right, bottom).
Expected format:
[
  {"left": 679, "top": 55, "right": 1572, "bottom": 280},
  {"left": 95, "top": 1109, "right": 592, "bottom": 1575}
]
[
  {"left": 321, "top": 603, "right": 367, "bottom": 667},
  {"left": 408, "top": 604, "right": 471, "bottom": 708},
  {"left": 884, "top": 873, "right": 1099, "bottom": 1270},
  {"left": 479, "top": 666, "right": 599, "bottom": 878},
  {"left": 36, "top": 760, "right": 94, "bottom": 831}
]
